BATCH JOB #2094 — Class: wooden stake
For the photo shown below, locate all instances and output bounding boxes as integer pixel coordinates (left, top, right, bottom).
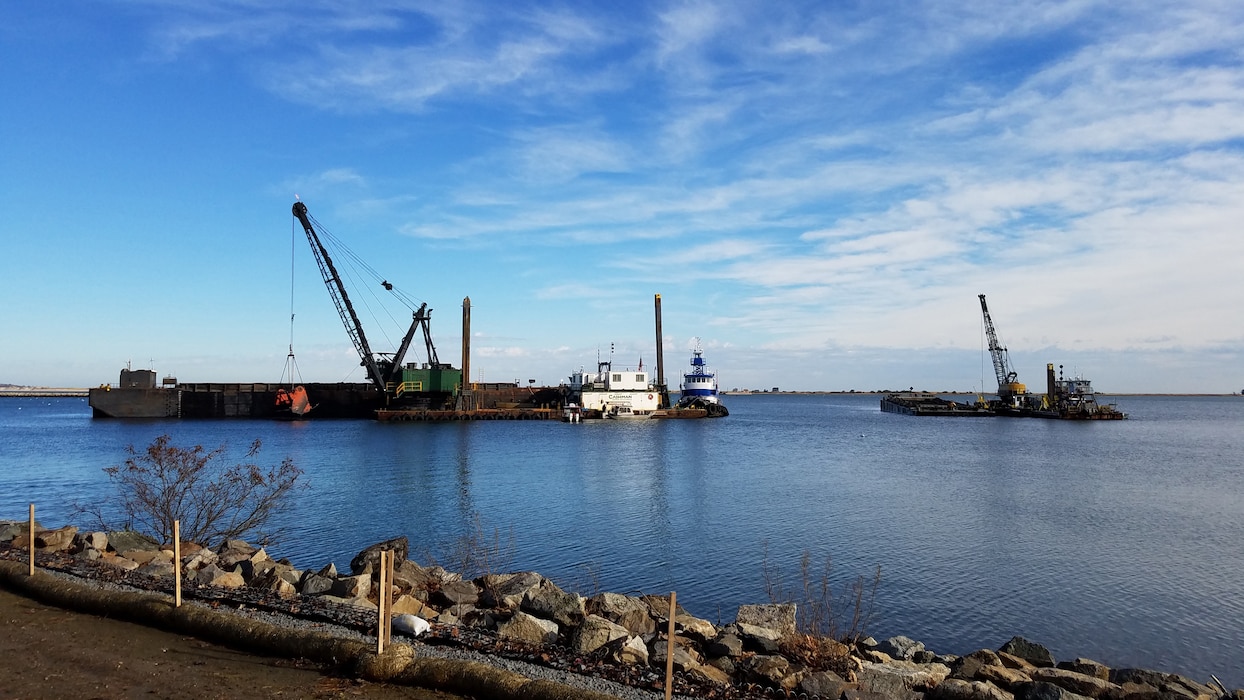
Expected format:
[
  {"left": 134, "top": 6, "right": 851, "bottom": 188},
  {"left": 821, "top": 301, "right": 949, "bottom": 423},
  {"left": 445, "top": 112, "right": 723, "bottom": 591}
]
[
  {"left": 665, "top": 591, "right": 677, "bottom": 700},
  {"left": 28, "top": 504, "right": 35, "bottom": 576},
  {"left": 174, "top": 520, "right": 182, "bottom": 607},
  {"left": 385, "top": 551, "right": 394, "bottom": 645},
  {"left": 377, "top": 550, "right": 388, "bottom": 654}
]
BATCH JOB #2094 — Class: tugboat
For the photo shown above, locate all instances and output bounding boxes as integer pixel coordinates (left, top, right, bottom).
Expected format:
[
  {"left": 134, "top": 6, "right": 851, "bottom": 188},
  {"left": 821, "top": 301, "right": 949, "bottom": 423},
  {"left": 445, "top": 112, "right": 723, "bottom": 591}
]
[
  {"left": 1040, "top": 364, "right": 1126, "bottom": 420},
  {"left": 675, "top": 339, "right": 729, "bottom": 417},
  {"left": 679, "top": 339, "right": 718, "bottom": 404}
]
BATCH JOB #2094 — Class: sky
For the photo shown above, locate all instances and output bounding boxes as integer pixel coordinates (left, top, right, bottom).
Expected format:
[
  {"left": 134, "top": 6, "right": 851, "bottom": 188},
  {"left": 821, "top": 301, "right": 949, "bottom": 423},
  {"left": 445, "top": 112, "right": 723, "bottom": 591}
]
[{"left": 2, "top": 1, "right": 1242, "bottom": 394}]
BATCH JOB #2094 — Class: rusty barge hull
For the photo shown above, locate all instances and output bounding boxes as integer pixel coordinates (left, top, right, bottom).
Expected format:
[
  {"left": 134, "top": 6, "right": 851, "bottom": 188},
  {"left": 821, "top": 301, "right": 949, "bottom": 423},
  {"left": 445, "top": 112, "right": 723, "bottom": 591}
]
[
  {"left": 89, "top": 382, "right": 383, "bottom": 419},
  {"left": 89, "top": 378, "right": 568, "bottom": 421}
]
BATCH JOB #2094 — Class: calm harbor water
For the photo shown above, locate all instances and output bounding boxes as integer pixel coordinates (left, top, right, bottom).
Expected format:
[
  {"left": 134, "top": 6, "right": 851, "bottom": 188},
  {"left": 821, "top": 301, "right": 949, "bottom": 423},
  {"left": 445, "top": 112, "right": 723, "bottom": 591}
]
[{"left": 2, "top": 394, "right": 1242, "bottom": 685}]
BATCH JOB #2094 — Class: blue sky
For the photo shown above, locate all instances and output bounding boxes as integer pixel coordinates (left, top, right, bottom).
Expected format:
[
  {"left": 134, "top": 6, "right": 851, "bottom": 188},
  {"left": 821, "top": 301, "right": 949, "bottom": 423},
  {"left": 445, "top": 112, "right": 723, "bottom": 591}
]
[{"left": 2, "top": 1, "right": 1242, "bottom": 394}]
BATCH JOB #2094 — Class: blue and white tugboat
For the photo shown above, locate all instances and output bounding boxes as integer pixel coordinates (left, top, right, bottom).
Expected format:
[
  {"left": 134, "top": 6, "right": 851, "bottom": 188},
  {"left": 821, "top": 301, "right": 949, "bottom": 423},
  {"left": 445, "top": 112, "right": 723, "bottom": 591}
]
[{"left": 676, "top": 339, "right": 728, "bottom": 416}]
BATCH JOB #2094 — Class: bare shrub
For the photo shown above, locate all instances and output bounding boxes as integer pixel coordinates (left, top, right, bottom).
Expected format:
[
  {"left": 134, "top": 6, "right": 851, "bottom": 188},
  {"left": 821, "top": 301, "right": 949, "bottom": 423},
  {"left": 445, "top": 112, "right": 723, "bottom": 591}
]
[
  {"left": 762, "top": 542, "right": 882, "bottom": 643},
  {"left": 76, "top": 434, "right": 304, "bottom": 547},
  {"left": 567, "top": 561, "right": 603, "bottom": 598},
  {"left": 439, "top": 510, "right": 515, "bottom": 579}
]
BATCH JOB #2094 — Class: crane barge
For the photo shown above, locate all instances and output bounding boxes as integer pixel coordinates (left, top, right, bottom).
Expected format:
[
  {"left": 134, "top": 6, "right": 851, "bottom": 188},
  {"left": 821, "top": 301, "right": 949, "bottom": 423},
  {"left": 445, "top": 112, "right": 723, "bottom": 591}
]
[
  {"left": 291, "top": 201, "right": 460, "bottom": 411},
  {"left": 880, "top": 295, "right": 1125, "bottom": 419}
]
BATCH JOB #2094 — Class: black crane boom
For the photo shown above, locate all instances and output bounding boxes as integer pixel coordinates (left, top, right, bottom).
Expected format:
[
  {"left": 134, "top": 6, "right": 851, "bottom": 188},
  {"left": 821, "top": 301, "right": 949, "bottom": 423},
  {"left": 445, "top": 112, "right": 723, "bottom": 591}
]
[
  {"left": 292, "top": 201, "right": 387, "bottom": 393},
  {"left": 292, "top": 200, "right": 443, "bottom": 399}
]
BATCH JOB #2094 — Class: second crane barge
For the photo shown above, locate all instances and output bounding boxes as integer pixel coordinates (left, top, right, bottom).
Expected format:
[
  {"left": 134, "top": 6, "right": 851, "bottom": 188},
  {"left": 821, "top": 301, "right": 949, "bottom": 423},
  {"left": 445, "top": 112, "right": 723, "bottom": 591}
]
[{"left": 881, "top": 294, "right": 1126, "bottom": 420}]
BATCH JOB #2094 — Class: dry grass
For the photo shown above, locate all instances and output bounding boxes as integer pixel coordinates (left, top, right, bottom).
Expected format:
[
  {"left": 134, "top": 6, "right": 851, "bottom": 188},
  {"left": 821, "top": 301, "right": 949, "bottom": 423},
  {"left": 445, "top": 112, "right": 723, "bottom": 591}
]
[{"left": 762, "top": 543, "right": 882, "bottom": 644}]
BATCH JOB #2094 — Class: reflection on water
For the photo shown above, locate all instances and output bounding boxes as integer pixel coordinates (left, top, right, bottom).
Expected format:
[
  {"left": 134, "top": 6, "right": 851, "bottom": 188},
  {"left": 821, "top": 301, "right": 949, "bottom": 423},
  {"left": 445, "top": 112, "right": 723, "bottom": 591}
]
[{"left": 1, "top": 394, "right": 1243, "bottom": 685}]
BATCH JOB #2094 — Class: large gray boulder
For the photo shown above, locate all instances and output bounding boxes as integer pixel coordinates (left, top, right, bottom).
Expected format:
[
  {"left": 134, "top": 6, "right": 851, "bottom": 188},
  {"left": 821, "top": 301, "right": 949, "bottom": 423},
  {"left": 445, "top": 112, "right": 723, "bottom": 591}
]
[
  {"left": 73, "top": 531, "right": 108, "bottom": 553},
  {"left": 182, "top": 546, "right": 218, "bottom": 570},
  {"left": 800, "top": 670, "right": 852, "bottom": 698},
  {"left": 208, "top": 569, "right": 246, "bottom": 589},
  {"left": 706, "top": 632, "right": 744, "bottom": 659},
  {"left": 978, "top": 664, "right": 1033, "bottom": 689},
  {"left": 675, "top": 612, "right": 717, "bottom": 643},
  {"left": 651, "top": 640, "right": 703, "bottom": 674},
  {"left": 586, "top": 592, "right": 655, "bottom": 635},
  {"left": 999, "top": 636, "right": 1056, "bottom": 668},
  {"left": 1029, "top": 668, "right": 1119, "bottom": 698},
  {"left": 349, "top": 536, "right": 408, "bottom": 575},
  {"left": 521, "top": 580, "right": 585, "bottom": 628},
  {"left": 729, "top": 621, "right": 783, "bottom": 653},
  {"left": 107, "top": 530, "right": 159, "bottom": 553},
  {"left": 929, "top": 678, "right": 1016, "bottom": 700},
  {"left": 878, "top": 635, "right": 927, "bottom": 661},
  {"left": 735, "top": 603, "right": 797, "bottom": 641},
  {"left": 571, "top": 614, "right": 629, "bottom": 654},
  {"left": 392, "top": 560, "right": 437, "bottom": 598},
  {"left": 612, "top": 635, "right": 648, "bottom": 665},
  {"left": 330, "top": 574, "right": 372, "bottom": 599},
  {"left": 216, "top": 540, "right": 267, "bottom": 569},
  {"left": 0, "top": 521, "right": 30, "bottom": 544},
  {"left": 195, "top": 562, "right": 225, "bottom": 584},
  {"left": 35, "top": 525, "right": 78, "bottom": 551},
  {"left": 136, "top": 558, "right": 175, "bottom": 578},
  {"left": 433, "top": 579, "right": 481, "bottom": 609},
  {"left": 740, "top": 654, "right": 795, "bottom": 690},
  {"left": 497, "top": 611, "right": 559, "bottom": 646},
  {"left": 237, "top": 558, "right": 276, "bottom": 583},
  {"left": 859, "top": 661, "right": 952, "bottom": 694},
  {"left": 1056, "top": 659, "right": 1110, "bottom": 681},
  {"left": 954, "top": 649, "right": 1004, "bottom": 680},
  {"left": 300, "top": 571, "right": 335, "bottom": 596},
  {"left": 479, "top": 571, "right": 543, "bottom": 609},
  {"left": 1016, "top": 681, "right": 1093, "bottom": 700}
]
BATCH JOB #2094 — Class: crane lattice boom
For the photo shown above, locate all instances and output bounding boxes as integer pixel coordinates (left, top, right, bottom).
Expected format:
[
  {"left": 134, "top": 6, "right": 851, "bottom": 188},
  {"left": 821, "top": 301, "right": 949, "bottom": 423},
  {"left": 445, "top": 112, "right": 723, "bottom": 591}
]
[
  {"left": 292, "top": 201, "right": 440, "bottom": 397},
  {"left": 978, "top": 294, "right": 1020, "bottom": 397},
  {"left": 293, "top": 201, "right": 387, "bottom": 392}
]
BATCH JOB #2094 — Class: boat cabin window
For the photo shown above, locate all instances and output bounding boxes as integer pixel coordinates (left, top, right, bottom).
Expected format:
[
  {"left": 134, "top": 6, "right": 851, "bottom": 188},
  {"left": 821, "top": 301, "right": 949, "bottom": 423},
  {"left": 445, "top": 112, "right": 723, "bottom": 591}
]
[{"left": 635, "top": 374, "right": 643, "bottom": 382}]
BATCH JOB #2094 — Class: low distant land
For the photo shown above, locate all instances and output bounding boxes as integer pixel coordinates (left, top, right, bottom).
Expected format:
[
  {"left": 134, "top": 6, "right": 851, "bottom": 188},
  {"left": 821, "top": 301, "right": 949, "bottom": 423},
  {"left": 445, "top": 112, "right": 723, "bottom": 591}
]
[
  {"left": 724, "top": 389, "right": 1244, "bottom": 397},
  {"left": 0, "top": 385, "right": 89, "bottom": 397}
]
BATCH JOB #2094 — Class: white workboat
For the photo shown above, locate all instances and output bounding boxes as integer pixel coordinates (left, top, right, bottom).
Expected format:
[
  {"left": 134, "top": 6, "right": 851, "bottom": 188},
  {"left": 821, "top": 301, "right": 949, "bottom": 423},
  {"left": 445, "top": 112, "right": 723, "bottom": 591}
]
[{"left": 565, "top": 360, "right": 660, "bottom": 420}]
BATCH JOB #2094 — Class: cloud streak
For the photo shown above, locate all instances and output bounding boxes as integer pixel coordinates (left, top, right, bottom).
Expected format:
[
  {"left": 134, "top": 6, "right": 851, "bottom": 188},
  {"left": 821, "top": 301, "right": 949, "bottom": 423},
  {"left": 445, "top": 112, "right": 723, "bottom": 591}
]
[{"left": 4, "top": 0, "right": 1242, "bottom": 392}]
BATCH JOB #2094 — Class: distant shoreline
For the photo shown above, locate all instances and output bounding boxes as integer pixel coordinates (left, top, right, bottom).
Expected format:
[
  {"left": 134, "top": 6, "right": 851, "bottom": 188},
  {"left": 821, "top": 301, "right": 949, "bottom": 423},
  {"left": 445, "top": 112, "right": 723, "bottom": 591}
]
[
  {"left": 0, "top": 389, "right": 89, "bottom": 397},
  {"left": 721, "top": 390, "right": 1242, "bottom": 397}
]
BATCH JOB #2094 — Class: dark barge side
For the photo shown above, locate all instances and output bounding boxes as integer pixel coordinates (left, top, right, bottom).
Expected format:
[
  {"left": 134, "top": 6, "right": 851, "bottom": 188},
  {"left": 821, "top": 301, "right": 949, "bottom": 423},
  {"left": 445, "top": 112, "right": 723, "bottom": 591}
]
[{"left": 88, "top": 368, "right": 565, "bottom": 420}]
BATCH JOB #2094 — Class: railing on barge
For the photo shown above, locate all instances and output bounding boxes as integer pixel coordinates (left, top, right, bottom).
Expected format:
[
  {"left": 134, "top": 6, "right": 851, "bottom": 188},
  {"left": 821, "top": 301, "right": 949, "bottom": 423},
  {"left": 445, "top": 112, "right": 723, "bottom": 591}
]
[{"left": 375, "top": 407, "right": 560, "bottom": 422}]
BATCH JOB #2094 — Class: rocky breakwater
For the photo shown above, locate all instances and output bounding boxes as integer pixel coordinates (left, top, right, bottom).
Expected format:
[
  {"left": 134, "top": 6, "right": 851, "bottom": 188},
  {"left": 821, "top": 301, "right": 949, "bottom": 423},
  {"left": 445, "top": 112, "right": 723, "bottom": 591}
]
[{"left": 2, "top": 521, "right": 1241, "bottom": 700}]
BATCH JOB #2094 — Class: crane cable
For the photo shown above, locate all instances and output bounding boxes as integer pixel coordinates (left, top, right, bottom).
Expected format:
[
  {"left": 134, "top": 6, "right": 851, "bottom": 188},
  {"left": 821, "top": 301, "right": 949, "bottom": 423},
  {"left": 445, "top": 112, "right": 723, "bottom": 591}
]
[
  {"left": 301, "top": 210, "right": 433, "bottom": 367},
  {"left": 282, "top": 217, "right": 303, "bottom": 386}
]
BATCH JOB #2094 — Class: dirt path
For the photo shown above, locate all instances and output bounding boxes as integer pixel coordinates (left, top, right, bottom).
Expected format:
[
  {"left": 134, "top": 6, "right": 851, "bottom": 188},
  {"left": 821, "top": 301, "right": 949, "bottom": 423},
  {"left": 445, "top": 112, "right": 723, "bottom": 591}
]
[{"left": 0, "top": 588, "right": 460, "bottom": 700}]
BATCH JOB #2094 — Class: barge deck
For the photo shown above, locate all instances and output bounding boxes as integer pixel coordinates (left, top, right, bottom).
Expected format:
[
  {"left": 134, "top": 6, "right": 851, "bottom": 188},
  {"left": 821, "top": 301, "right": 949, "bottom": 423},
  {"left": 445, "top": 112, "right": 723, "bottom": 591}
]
[{"left": 881, "top": 392, "right": 993, "bottom": 416}]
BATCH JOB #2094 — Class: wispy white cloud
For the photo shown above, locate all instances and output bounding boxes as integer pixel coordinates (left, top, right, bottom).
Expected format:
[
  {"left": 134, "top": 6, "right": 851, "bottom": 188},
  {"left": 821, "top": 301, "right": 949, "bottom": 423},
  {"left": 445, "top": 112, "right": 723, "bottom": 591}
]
[{"left": 12, "top": 0, "right": 1244, "bottom": 391}]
